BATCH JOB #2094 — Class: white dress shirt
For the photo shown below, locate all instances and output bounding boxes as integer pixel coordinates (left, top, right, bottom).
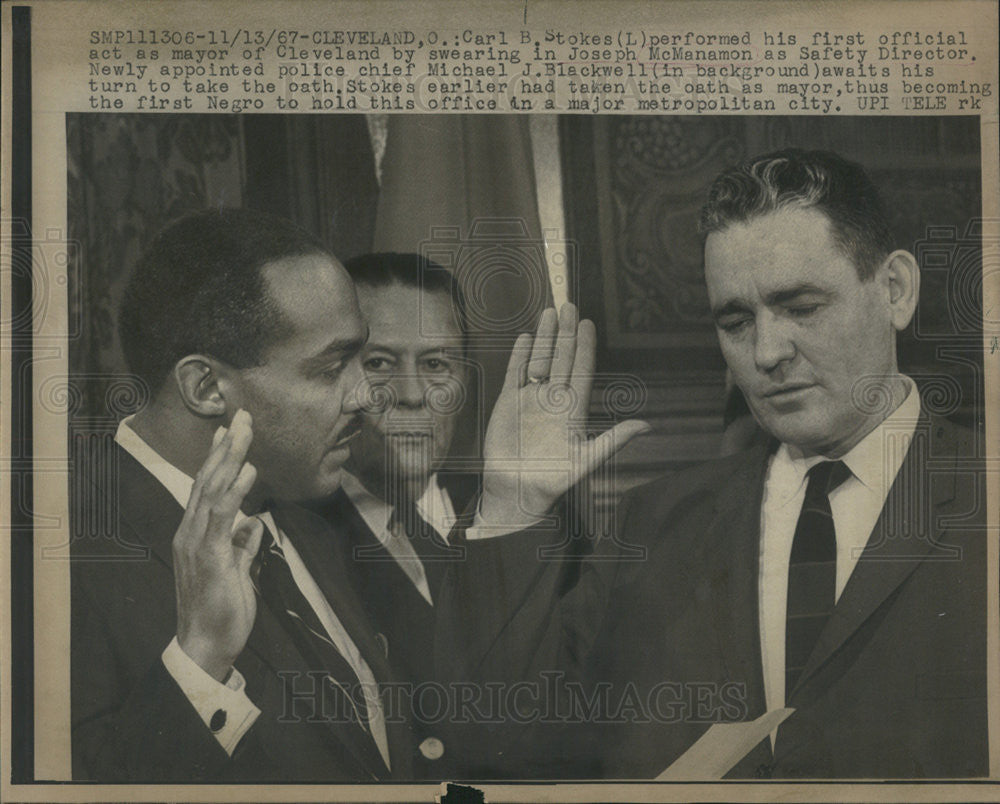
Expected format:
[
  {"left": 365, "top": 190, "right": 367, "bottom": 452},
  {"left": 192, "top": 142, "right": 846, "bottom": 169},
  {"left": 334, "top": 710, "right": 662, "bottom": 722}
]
[
  {"left": 758, "top": 379, "right": 921, "bottom": 737},
  {"left": 339, "top": 471, "right": 455, "bottom": 605},
  {"left": 115, "top": 418, "right": 390, "bottom": 769}
]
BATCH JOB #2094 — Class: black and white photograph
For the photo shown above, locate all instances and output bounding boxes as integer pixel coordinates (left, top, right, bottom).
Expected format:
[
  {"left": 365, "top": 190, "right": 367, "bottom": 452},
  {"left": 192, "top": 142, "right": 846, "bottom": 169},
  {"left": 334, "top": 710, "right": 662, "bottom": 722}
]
[{"left": 57, "top": 111, "right": 992, "bottom": 782}]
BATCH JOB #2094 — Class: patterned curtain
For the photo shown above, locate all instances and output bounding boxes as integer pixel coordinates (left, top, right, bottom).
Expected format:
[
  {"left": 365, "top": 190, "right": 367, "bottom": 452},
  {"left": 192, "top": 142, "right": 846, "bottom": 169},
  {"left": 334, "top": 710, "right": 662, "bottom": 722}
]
[
  {"left": 241, "top": 115, "right": 378, "bottom": 261},
  {"left": 372, "top": 115, "right": 552, "bottom": 461}
]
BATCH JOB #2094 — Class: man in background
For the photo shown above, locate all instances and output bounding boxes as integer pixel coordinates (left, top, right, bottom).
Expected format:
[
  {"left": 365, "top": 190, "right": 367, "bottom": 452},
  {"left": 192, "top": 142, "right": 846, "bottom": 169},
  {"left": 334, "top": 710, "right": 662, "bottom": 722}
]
[{"left": 309, "top": 252, "right": 477, "bottom": 773}]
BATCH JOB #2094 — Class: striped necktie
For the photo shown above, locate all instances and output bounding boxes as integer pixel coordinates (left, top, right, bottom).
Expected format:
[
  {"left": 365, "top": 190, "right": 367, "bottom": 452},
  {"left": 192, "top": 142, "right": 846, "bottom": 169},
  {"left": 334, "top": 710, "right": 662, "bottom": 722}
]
[
  {"left": 785, "top": 460, "right": 851, "bottom": 698},
  {"left": 251, "top": 526, "right": 379, "bottom": 750}
]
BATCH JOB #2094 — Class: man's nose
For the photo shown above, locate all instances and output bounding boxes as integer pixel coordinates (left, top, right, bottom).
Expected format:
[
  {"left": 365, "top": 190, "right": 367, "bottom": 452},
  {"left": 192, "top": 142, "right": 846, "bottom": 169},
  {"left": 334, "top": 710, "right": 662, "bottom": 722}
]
[
  {"left": 341, "top": 356, "right": 370, "bottom": 414},
  {"left": 753, "top": 313, "right": 796, "bottom": 373},
  {"left": 391, "top": 372, "right": 426, "bottom": 409}
]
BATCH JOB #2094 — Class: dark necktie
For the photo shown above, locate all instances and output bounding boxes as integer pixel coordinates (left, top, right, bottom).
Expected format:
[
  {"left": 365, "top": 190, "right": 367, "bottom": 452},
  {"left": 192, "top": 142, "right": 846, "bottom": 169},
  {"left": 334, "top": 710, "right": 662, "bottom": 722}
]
[
  {"left": 388, "top": 502, "right": 461, "bottom": 602},
  {"left": 251, "top": 525, "right": 372, "bottom": 736},
  {"left": 785, "top": 460, "right": 851, "bottom": 698}
]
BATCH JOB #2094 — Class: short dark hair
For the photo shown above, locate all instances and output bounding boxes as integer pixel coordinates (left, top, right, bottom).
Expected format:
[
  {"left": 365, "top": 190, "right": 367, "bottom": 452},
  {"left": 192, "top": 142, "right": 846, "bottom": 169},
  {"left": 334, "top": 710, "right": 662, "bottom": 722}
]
[
  {"left": 699, "top": 149, "right": 893, "bottom": 280},
  {"left": 344, "top": 252, "right": 470, "bottom": 343},
  {"left": 118, "top": 207, "right": 331, "bottom": 393}
]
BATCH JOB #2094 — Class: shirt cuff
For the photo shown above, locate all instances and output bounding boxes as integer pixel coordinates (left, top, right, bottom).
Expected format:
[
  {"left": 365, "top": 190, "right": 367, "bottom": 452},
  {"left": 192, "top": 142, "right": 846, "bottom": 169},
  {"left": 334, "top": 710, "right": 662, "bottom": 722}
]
[
  {"left": 465, "top": 499, "right": 546, "bottom": 541},
  {"left": 161, "top": 636, "right": 261, "bottom": 755}
]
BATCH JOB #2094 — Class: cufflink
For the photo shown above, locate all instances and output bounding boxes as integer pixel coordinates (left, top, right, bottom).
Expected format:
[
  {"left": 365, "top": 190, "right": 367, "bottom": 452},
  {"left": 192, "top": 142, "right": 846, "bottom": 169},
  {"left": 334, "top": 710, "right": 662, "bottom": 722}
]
[
  {"left": 210, "top": 709, "right": 227, "bottom": 732},
  {"left": 419, "top": 736, "right": 444, "bottom": 760}
]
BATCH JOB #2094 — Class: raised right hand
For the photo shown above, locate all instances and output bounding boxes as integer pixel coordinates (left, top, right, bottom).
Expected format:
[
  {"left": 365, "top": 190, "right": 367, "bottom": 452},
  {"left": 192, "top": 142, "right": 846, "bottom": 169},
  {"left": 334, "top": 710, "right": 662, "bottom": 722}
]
[
  {"left": 479, "top": 304, "right": 650, "bottom": 527},
  {"left": 173, "top": 409, "right": 265, "bottom": 682}
]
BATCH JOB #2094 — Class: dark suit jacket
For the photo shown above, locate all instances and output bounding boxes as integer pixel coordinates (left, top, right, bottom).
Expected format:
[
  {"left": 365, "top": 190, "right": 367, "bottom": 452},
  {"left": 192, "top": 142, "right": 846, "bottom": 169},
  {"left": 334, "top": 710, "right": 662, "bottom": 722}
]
[
  {"left": 70, "top": 443, "right": 414, "bottom": 782},
  {"left": 310, "top": 472, "right": 480, "bottom": 777},
  {"left": 437, "top": 415, "right": 989, "bottom": 779}
]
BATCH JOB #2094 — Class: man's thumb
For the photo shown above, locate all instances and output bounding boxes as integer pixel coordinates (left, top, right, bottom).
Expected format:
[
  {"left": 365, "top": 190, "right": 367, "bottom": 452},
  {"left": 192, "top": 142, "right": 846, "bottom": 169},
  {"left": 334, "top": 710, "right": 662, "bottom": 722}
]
[{"left": 233, "top": 516, "right": 265, "bottom": 572}]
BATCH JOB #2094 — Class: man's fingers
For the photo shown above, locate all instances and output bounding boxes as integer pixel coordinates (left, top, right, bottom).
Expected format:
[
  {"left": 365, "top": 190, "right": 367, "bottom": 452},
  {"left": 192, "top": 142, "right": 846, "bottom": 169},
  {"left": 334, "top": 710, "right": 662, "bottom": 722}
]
[
  {"left": 191, "top": 425, "right": 231, "bottom": 504},
  {"left": 227, "top": 459, "right": 258, "bottom": 503},
  {"left": 549, "top": 303, "right": 579, "bottom": 383},
  {"left": 580, "top": 419, "right": 652, "bottom": 475},
  {"left": 568, "top": 318, "right": 598, "bottom": 403},
  {"left": 179, "top": 417, "right": 247, "bottom": 553},
  {"left": 211, "top": 424, "right": 227, "bottom": 448},
  {"left": 501, "top": 332, "right": 534, "bottom": 393},
  {"left": 204, "top": 460, "right": 257, "bottom": 550},
  {"left": 210, "top": 460, "right": 257, "bottom": 531},
  {"left": 525, "top": 307, "right": 558, "bottom": 382},
  {"left": 190, "top": 424, "right": 230, "bottom": 504},
  {"left": 201, "top": 410, "right": 254, "bottom": 501}
]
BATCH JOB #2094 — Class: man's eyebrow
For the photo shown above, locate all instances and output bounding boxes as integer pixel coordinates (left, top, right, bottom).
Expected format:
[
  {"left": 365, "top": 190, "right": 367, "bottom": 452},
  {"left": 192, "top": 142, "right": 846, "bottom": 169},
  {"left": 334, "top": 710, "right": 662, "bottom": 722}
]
[
  {"left": 300, "top": 327, "right": 369, "bottom": 370},
  {"left": 765, "top": 285, "right": 830, "bottom": 305},
  {"left": 418, "top": 344, "right": 461, "bottom": 356},
  {"left": 712, "top": 285, "right": 832, "bottom": 320},
  {"left": 711, "top": 299, "right": 750, "bottom": 320}
]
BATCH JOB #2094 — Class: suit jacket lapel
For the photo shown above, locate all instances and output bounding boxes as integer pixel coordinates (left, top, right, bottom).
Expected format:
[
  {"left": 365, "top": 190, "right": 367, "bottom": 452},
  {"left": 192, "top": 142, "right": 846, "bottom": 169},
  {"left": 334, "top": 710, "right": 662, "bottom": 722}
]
[
  {"left": 111, "top": 449, "right": 311, "bottom": 689},
  {"left": 272, "top": 501, "right": 413, "bottom": 778},
  {"left": 319, "top": 489, "right": 392, "bottom": 576},
  {"left": 791, "top": 416, "right": 959, "bottom": 701},
  {"left": 705, "top": 439, "right": 773, "bottom": 719},
  {"left": 111, "top": 446, "right": 182, "bottom": 568},
  {"left": 439, "top": 469, "right": 481, "bottom": 518},
  {"left": 274, "top": 501, "right": 397, "bottom": 680},
  {"left": 322, "top": 484, "right": 463, "bottom": 603},
  {"left": 112, "top": 447, "right": 396, "bottom": 779}
]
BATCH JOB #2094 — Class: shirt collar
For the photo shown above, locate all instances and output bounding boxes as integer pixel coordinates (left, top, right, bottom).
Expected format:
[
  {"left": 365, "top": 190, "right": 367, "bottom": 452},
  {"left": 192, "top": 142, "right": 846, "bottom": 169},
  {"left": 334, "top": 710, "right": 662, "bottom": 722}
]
[
  {"left": 115, "top": 416, "right": 277, "bottom": 537},
  {"left": 340, "top": 471, "right": 393, "bottom": 533},
  {"left": 768, "top": 376, "right": 921, "bottom": 505},
  {"left": 116, "top": 416, "right": 195, "bottom": 510},
  {"left": 840, "top": 377, "right": 921, "bottom": 491},
  {"left": 340, "top": 470, "right": 448, "bottom": 534}
]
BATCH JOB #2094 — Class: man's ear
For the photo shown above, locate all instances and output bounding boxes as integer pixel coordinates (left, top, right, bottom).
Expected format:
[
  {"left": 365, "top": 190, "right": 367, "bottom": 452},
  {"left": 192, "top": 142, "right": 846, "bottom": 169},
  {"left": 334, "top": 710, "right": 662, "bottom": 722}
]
[
  {"left": 173, "top": 355, "right": 228, "bottom": 417},
  {"left": 879, "top": 249, "right": 920, "bottom": 332}
]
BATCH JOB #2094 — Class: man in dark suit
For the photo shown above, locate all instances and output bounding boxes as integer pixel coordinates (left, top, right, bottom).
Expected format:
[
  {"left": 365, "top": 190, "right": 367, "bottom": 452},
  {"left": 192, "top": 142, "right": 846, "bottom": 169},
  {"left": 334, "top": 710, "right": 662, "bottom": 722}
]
[
  {"left": 71, "top": 209, "right": 414, "bottom": 781},
  {"left": 70, "top": 212, "right": 646, "bottom": 783},
  {"left": 308, "top": 252, "right": 479, "bottom": 773},
  {"left": 438, "top": 149, "right": 990, "bottom": 778}
]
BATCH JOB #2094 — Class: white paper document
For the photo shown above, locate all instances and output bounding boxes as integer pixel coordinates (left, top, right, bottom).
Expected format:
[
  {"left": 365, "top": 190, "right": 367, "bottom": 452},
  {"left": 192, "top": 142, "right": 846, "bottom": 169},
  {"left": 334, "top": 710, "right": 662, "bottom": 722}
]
[{"left": 655, "top": 708, "right": 796, "bottom": 781}]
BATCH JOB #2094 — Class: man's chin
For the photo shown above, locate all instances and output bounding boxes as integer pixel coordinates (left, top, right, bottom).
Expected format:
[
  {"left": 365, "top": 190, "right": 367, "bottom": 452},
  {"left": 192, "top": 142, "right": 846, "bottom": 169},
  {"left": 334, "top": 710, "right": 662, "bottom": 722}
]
[
  {"left": 389, "top": 464, "right": 435, "bottom": 488},
  {"left": 767, "top": 424, "right": 847, "bottom": 457},
  {"left": 755, "top": 410, "right": 829, "bottom": 452},
  {"left": 379, "top": 455, "right": 437, "bottom": 493},
  {"left": 386, "top": 442, "right": 438, "bottom": 469},
  {"left": 280, "top": 467, "right": 344, "bottom": 504}
]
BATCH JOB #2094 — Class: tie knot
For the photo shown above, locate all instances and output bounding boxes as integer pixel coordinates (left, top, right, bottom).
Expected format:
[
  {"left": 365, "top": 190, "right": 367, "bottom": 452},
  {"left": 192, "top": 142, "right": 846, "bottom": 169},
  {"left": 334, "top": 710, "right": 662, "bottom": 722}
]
[
  {"left": 388, "top": 502, "right": 420, "bottom": 535},
  {"left": 805, "top": 460, "right": 851, "bottom": 498},
  {"left": 389, "top": 502, "right": 453, "bottom": 561}
]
